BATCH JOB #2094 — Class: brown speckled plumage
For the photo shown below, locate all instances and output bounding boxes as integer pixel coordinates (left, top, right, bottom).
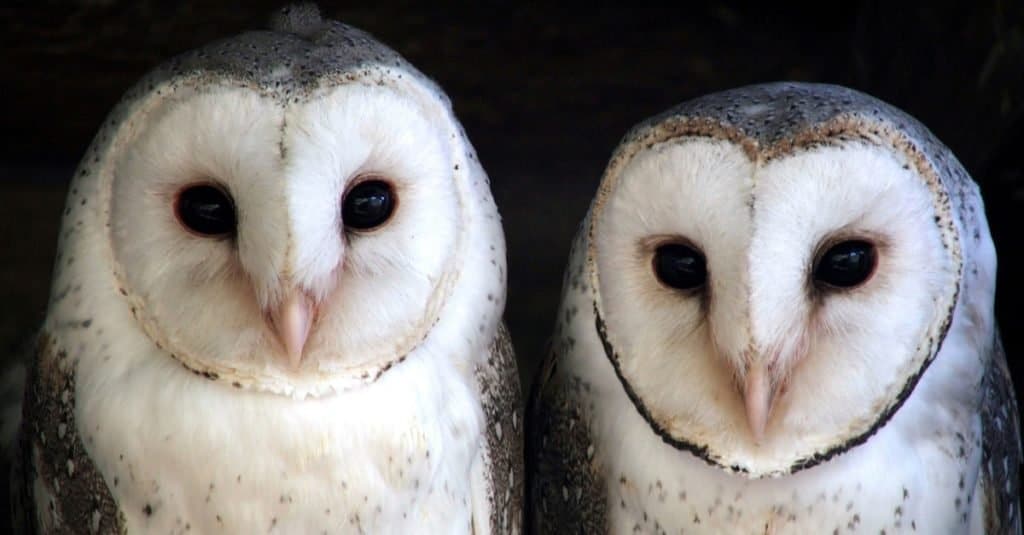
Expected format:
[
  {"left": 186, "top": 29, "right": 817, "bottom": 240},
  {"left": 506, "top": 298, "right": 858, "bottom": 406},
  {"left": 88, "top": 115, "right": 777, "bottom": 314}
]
[
  {"left": 476, "top": 322, "right": 525, "bottom": 533},
  {"left": 13, "top": 334, "right": 124, "bottom": 534},
  {"left": 981, "top": 333, "right": 1022, "bottom": 534},
  {"left": 527, "top": 349, "right": 607, "bottom": 535},
  {"left": 527, "top": 231, "right": 607, "bottom": 534}
]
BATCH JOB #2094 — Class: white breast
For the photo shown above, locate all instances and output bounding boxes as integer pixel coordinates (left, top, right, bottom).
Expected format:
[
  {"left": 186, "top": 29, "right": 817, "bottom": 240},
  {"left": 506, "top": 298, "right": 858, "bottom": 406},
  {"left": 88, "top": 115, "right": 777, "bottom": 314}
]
[{"left": 72, "top": 341, "right": 483, "bottom": 534}]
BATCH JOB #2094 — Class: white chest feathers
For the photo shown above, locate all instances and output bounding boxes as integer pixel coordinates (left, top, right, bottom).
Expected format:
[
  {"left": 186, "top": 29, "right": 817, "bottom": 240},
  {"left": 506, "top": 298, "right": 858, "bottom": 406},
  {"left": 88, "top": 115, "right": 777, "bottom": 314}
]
[{"left": 70, "top": 350, "right": 483, "bottom": 534}]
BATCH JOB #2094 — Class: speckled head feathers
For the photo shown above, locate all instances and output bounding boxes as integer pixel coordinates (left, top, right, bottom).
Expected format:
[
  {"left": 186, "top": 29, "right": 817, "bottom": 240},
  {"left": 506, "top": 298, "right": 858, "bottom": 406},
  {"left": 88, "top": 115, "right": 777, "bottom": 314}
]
[{"left": 114, "top": 4, "right": 443, "bottom": 105}]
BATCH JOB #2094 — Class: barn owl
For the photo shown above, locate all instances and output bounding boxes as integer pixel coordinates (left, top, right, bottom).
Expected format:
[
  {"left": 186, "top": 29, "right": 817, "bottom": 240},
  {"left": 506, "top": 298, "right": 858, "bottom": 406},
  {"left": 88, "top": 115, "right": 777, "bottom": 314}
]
[
  {"left": 5, "top": 4, "right": 522, "bottom": 533},
  {"left": 528, "top": 82, "right": 1020, "bottom": 534}
]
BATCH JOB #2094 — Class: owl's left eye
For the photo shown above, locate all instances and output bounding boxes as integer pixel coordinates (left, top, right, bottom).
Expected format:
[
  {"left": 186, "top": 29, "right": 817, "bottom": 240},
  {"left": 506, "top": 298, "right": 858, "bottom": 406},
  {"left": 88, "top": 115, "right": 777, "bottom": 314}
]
[
  {"left": 813, "top": 240, "right": 877, "bottom": 289},
  {"left": 175, "top": 184, "right": 237, "bottom": 237},
  {"left": 653, "top": 242, "right": 707, "bottom": 291}
]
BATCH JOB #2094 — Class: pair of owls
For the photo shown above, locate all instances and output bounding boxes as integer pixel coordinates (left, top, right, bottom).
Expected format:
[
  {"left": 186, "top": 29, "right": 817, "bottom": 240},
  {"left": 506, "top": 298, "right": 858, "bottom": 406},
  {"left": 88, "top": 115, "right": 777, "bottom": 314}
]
[{"left": 4, "top": 5, "right": 1019, "bottom": 534}]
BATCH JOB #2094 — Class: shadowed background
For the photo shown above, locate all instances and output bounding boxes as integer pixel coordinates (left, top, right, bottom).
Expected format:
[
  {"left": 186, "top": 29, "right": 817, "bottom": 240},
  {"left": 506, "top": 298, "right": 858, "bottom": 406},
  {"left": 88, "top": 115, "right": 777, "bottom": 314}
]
[{"left": 2, "top": 2, "right": 1023, "bottom": 403}]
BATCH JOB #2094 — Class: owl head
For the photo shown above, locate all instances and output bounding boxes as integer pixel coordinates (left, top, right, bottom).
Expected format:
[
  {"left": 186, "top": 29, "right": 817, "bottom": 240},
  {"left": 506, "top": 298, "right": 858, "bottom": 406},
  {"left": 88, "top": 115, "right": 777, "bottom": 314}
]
[
  {"left": 47, "top": 5, "right": 506, "bottom": 397},
  {"left": 584, "top": 82, "right": 995, "bottom": 476}
]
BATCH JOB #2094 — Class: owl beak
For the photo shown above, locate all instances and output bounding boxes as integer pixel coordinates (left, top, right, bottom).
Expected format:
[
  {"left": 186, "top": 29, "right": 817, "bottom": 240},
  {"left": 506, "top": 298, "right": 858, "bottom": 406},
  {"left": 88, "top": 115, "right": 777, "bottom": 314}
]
[
  {"left": 268, "top": 290, "right": 316, "bottom": 368},
  {"left": 743, "top": 361, "right": 776, "bottom": 443}
]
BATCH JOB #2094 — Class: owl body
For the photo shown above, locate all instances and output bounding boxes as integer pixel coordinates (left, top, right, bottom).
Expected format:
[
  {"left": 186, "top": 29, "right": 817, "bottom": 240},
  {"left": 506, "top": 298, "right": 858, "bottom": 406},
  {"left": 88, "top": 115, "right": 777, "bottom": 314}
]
[
  {"left": 29, "top": 328, "right": 487, "bottom": 533},
  {"left": 11, "top": 6, "right": 521, "bottom": 533},
  {"left": 534, "top": 240, "right": 992, "bottom": 534},
  {"left": 528, "top": 83, "right": 1020, "bottom": 534}
]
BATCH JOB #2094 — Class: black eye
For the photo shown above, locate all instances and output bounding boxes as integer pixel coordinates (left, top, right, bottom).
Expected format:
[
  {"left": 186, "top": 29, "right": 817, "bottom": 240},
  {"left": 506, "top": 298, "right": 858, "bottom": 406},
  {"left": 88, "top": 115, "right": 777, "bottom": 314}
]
[
  {"left": 813, "top": 240, "right": 877, "bottom": 289},
  {"left": 653, "top": 243, "right": 707, "bottom": 290},
  {"left": 175, "top": 184, "right": 236, "bottom": 237},
  {"left": 342, "top": 179, "right": 395, "bottom": 230}
]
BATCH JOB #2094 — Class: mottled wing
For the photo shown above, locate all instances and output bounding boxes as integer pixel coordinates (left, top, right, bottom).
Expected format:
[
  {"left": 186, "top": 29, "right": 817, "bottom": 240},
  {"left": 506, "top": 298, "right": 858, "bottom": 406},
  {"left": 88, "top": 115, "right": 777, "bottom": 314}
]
[
  {"left": 473, "top": 322, "right": 524, "bottom": 534},
  {"left": 526, "top": 339, "right": 607, "bottom": 535},
  {"left": 12, "top": 333, "right": 124, "bottom": 534},
  {"left": 980, "top": 331, "right": 1022, "bottom": 535}
]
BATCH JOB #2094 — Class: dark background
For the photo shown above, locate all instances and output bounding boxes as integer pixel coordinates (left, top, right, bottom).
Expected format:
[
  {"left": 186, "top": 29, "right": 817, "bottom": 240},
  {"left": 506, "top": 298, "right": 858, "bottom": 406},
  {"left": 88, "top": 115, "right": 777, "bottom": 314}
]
[{"left": 2, "top": 3, "right": 1023, "bottom": 404}]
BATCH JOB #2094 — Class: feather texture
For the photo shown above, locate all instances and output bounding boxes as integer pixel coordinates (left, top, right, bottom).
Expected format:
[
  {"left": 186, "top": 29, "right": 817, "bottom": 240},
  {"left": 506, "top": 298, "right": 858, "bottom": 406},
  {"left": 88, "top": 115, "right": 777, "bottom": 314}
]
[{"left": 528, "top": 82, "right": 1019, "bottom": 533}]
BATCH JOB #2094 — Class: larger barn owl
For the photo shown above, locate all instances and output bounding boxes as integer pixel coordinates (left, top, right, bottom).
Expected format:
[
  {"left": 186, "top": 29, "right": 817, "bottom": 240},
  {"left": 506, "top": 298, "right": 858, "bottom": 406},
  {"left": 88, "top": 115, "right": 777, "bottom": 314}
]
[
  {"left": 5, "top": 5, "right": 522, "bottom": 533},
  {"left": 528, "top": 82, "right": 1020, "bottom": 534}
]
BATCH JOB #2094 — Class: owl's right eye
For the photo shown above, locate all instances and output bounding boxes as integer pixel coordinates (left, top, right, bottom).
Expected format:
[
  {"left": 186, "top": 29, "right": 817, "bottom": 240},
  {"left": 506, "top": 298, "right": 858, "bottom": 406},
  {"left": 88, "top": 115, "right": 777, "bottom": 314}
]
[
  {"left": 342, "top": 179, "right": 396, "bottom": 231},
  {"left": 653, "top": 243, "right": 707, "bottom": 291},
  {"left": 174, "top": 184, "right": 237, "bottom": 237}
]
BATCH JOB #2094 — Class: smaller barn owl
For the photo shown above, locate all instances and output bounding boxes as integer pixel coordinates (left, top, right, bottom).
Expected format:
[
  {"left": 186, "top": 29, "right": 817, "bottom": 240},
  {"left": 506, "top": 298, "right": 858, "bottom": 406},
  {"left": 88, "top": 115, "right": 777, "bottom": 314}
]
[
  {"left": 5, "top": 4, "right": 522, "bottom": 533},
  {"left": 528, "top": 82, "right": 1020, "bottom": 534}
]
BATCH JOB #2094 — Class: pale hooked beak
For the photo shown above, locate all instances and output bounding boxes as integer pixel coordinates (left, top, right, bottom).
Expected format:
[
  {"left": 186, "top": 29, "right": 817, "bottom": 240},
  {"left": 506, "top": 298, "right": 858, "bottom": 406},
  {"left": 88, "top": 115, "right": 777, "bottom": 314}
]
[
  {"left": 268, "top": 290, "right": 316, "bottom": 368},
  {"left": 743, "top": 361, "right": 776, "bottom": 443}
]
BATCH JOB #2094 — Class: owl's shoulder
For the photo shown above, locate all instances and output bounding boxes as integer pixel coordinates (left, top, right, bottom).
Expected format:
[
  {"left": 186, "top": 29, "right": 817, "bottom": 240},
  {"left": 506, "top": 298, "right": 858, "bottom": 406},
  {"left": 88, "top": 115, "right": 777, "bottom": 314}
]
[
  {"left": 526, "top": 329, "right": 608, "bottom": 533},
  {"left": 979, "top": 330, "right": 1022, "bottom": 534},
  {"left": 474, "top": 321, "right": 524, "bottom": 533},
  {"left": 14, "top": 332, "right": 124, "bottom": 533}
]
